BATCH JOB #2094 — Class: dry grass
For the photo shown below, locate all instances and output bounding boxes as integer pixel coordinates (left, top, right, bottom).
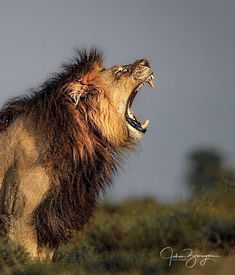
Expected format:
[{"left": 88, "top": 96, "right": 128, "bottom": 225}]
[{"left": 0, "top": 186, "right": 235, "bottom": 274}]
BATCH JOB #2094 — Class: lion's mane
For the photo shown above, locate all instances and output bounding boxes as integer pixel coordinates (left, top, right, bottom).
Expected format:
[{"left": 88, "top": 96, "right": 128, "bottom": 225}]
[{"left": 0, "top": 49, "right": 129, "bottom": 249}]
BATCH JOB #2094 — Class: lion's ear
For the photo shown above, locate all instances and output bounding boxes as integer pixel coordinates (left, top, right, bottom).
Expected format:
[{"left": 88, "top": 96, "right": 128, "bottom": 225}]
[
  {"left": 65, "top": 62, "right": 103, "bottom": 105},
  {"left": 65, "top": 83, "right": 90, "bottom": 105},
  {"left": 80, "top": 62, "right": 103, "bottom": 84}
]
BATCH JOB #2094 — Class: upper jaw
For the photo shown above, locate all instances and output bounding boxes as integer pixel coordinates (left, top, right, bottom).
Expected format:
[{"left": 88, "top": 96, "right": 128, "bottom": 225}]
[
  {"left": 132, "top": 63, "right": 153, "bottom": 80},
  {"left": 135, "top": 73, "right": 155, "bottom": 90}
]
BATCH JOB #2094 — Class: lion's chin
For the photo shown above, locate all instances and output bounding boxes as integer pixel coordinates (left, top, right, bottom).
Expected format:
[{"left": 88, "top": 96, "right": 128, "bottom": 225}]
[{"left": 127, "top": 123, "right": 145, "bottom": 140}]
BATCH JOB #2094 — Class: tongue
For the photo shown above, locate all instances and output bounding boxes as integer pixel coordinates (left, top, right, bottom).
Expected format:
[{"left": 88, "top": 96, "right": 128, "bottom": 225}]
[{"left": 132, "top": 118, "right": 141, "bottom": 127}]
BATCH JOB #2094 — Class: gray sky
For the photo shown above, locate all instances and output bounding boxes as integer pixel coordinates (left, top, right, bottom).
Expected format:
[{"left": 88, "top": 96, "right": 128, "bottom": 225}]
[{"left": 0, "top": 0, "right": 234, "bottom": 202}]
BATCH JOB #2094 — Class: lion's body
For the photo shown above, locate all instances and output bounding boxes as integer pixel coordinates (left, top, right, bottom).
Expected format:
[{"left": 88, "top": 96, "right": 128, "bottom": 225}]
[
  {"left": 0, "top": 101, "right": 118, "bottom": 259},
  {"left": 0, "top": 118, "right": 51, "bottom": 258},
  {"left": 0, "top": 49, "right": 153, "bottom": 260}
]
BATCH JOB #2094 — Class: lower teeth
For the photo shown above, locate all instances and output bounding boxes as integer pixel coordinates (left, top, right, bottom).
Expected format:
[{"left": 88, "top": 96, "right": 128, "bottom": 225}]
[
  {"left": 127, "top": 109, "right": 149, "bottom": 130},
  {"left": 141, "top": 120, "right": 149, "bottom": 129}
]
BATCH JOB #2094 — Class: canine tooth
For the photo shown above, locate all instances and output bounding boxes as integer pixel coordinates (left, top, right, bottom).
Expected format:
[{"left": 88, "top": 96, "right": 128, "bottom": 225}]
[
  {"left": 147, "top": 78, "right": 155, "bottom": 89},
  {"left": 141, "top": 119, "right": 149, "bottom": 129}
]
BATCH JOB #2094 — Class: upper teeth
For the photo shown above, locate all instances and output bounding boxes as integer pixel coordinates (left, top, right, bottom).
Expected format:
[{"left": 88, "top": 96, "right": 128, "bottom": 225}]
[
  {"left": 136, "top": 74, "right": 155, "bottom": 91},
  {"left": 136, "top": 82, "right": 144, "bottom": 91},
  {"left": 146, "top": 74, "right": 155, "bottom": 89}
]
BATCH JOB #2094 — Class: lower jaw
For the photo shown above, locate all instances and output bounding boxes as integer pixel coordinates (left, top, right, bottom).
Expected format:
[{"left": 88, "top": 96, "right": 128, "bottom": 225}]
[{"left": 126, "top": 117, "right": 147, "bottom": 134}]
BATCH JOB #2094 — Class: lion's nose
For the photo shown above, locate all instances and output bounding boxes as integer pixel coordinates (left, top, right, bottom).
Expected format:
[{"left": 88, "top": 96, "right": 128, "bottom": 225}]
[{"left": 136, "top": 59, "right": 150, "bottom": 68}]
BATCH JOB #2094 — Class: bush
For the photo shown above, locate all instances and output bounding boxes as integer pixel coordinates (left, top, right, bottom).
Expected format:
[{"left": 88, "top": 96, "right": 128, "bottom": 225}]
[{"left": 0, "top": 188, "right": 234, "bottom": 274}]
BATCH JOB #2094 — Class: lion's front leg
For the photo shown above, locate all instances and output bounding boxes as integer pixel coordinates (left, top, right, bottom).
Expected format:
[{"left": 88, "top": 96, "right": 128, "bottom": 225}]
[
  {"left": 37, "top": 246, "right": 55, "bottom": 261},
  {"left": 9, "top": 217, "right": 39, "bottom": 259},
  {"left": 6, "top": 162, "right": 53, "bottom": 260},
  {"left": 9, "top": 217, "right": 54, "bottom": 261}
]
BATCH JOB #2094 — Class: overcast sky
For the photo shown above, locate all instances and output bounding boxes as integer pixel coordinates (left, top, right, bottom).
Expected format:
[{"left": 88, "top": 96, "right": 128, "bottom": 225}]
[{"left": 0, "top": 0, "right": 234, "bottom": 202}]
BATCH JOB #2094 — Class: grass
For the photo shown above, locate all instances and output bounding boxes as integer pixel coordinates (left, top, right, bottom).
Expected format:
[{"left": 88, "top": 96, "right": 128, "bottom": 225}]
[{"left": 0, "top": 187, "right": 235, "bottom": 274}]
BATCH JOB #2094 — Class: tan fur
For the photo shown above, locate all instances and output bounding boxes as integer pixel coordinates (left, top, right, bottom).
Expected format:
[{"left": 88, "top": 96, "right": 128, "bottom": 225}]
[{"left": 0, "top": 119, "right": 50, "bottom": 259}]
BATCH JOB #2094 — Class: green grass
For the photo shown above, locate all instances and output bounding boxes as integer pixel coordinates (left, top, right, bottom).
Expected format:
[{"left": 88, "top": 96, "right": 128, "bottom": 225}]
[{"left": 0, "top": 187, "right": 235, "bottom": 274}]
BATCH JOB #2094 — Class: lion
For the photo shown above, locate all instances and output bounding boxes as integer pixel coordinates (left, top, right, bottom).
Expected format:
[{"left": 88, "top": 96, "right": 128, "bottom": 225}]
[{"left": 0, "top": 49, "right": 154, "bottom": 260}]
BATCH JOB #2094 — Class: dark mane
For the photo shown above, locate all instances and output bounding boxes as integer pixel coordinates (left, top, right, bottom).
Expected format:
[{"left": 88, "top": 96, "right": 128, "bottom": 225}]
[
  {"left": 0, "top": 48, "right": 103, "bottom": 132},
  {"left": 0, "top": 49, "right": 121, "bottom": 248}
]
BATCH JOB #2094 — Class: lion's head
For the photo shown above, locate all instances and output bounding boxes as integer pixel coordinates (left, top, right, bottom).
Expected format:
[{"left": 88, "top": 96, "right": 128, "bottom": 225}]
[{"left": 63, "top": 50, "right": 155, "bottom": 146}]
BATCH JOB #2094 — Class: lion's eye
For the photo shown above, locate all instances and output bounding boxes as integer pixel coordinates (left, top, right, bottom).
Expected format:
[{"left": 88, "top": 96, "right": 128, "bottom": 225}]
[{"left": 114, "top": 67, "right": 128, "bottom": 77}]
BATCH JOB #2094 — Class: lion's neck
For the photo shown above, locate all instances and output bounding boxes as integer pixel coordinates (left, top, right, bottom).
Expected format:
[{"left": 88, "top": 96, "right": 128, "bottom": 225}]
[{"left": 33, "top": 131, "right": 120, "bottom": 249}]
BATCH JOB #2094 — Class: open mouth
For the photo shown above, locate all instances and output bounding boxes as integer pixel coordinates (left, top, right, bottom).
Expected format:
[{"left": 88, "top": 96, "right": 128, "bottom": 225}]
[{"left": 125, "top": 74, "right": 155, "bottom": 133}]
